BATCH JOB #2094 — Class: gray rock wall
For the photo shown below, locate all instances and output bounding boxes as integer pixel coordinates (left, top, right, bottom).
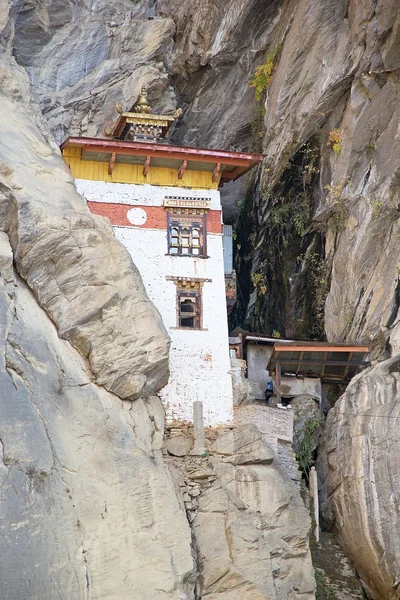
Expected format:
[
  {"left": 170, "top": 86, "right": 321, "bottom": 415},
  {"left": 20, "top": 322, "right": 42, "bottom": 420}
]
[
  {"left": 5, "top": 0, "right": 400, "bottom": 350},
  {"left": 166, "top": 425, "right": 315, "bottom": 599},
  {"left": 0, "top": 232, "right": 195, "bottom": 600},
  {"left": 0, "top": 4, "right": 320, "bottom": 598},
  {"left": 6, "top": 0, "right": 400, "bottom": 597},
  {"left": 0, "top": 46, "right": 169, "bottom": 401},
  {"left": 318, "top": 358, "right": 400, "bottom": 600}
]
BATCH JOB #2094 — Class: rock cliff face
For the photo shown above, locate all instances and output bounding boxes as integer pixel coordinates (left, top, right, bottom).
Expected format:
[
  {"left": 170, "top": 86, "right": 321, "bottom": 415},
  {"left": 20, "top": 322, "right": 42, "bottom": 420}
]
[
  {"left": 198, "top": 426, "right": 315, "bottom": 599},
  {"left": 318, "top": 358, "right": 400, "bottom": 600},
  {"left": 0, "top": 41, "right": 169, "bottom": 400},
  {"left": 0, "top": 2, "right": 318, "bottom": 598},
  {"left": 0, "top": 233, "right": 194, "bottom": 599},
  {"left": 231, "top": 0, "right": 400, "bottom": 347},
  {"left": 6, "top": 0, "right": 279, "bottom": 150},
  {"left": 5, "top": 0, "right": 400, "bottom": 597},
  {"left": 167, "top": 425, "right": 315, "bottom": 599}
]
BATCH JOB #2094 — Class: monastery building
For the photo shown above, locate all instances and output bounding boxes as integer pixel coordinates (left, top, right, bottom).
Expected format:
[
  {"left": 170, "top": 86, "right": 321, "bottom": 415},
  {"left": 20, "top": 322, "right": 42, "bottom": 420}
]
[{"left": 61, "top": 87, "right": 262, "bottom": 426}]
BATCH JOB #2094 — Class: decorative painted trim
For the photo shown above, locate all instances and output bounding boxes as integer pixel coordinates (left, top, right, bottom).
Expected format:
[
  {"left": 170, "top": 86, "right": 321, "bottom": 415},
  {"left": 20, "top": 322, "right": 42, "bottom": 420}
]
[
  {"left": 166, "top": 276, "right": 212, "bottom": 285},
  {"left": 164, "top": 197, "right": 211, "bottom": 209}
]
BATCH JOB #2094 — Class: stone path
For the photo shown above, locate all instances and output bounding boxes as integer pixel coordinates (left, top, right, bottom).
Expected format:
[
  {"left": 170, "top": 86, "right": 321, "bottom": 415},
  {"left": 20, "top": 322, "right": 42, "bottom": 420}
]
[{"left": 312, "top": 531, "right": 365, "bottom": 599}]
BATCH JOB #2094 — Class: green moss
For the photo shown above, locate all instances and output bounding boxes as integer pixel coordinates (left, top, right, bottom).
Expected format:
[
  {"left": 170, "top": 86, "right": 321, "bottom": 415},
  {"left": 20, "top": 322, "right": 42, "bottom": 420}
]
[
  {"left": 295, "top": 416, "right": 323, "bottom": 473},
  {"left": 231, "top": 136, "right": 329, "bottom": 338},
  {"left": 315, "top": 570, "right": 336, "bottom": 599}
]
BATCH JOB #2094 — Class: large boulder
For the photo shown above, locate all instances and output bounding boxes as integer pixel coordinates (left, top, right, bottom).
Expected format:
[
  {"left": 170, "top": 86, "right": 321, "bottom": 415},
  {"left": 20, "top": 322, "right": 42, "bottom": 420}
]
[
  {"left": 194, "top": 424, "right": 315, "bottom": 599},
  {"left": 0, "top": 232, "right": 194, "bottom": 599},
  {"left": 0, "top": 52, "right": 169, "bottom": 401},
  {"left": 318, "top": 357, "right": 400, "bottom": 600},
  {"left": 211, "top": 424, "right": 275, "bottom": 465},
  {"left": 291, "top": 394, "right": 321, "bottom": 457}
]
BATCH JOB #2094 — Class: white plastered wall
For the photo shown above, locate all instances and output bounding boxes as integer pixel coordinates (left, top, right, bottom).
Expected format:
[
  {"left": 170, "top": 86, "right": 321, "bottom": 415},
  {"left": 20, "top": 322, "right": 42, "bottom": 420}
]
[
  {"left": 76, "top": 180, "right": 222, "bottom": 210},
  {"left": 76, "top": 180, "right": 233, "bottom": 426}
]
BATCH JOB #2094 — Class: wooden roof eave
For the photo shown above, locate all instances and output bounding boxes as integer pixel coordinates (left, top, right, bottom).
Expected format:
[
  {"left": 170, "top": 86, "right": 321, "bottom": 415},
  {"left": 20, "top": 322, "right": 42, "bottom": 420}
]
[
  {"left": 61, "top": 136, "right": 263, "bottom": 183},
  {"left": 61, "top": 137, "right": 263, "bottom": 164}
]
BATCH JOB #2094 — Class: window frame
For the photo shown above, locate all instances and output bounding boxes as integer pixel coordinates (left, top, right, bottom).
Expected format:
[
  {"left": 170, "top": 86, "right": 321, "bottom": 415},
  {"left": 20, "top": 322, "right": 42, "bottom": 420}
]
[
  {"left": 167, "top": 209, "right": 207, "bottom": 257},
  {"left": 167, "top": 277, "right": 211, "bottom": 331},
  {"left": 177, "top": 288, "right": 202, "bottom": 329}
]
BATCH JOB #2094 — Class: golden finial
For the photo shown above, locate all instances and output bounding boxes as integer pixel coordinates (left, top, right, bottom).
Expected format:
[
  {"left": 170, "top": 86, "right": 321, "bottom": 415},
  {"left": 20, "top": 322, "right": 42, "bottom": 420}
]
[
  {"left": 115, "top": 102, "right": 123, "bottom": 114},
  {"left": 135, "top": 86, "right": 151, "bottom": 114}
]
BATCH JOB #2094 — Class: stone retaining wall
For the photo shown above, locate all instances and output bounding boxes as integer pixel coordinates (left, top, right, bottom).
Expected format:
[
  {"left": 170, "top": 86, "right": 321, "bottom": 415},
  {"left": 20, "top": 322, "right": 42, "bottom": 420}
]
[
  {"left": 234, "top": 403, "right": 301, "bottom": 484},
  {"left": 234, "top": 403, "right": 293, "bottom": 449}
]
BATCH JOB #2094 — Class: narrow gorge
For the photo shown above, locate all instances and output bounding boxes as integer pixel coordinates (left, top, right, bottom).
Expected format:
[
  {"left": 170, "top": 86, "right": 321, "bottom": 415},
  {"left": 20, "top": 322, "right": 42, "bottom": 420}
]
[{"left": 1, "top": 0, "right": 400, "bottom": 599}]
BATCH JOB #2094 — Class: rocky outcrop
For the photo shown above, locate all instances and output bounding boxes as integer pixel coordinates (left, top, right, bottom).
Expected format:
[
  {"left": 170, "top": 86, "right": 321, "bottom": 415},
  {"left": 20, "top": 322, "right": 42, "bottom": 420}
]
[
  {"left": 7, "top": 0, "right": 400, "bottom": 597},
  {"left": 4, "top": 0, "right": 279, "bottom": 152},
  {"left": 0, "top": 48, "right": 169, "bottom": 400},
  {"left": 196, "top": 426, "right": 315, "bottom": 599},
  {"left": 291, "top": 394, "right": 321, "bottom": 457},
  {"left": 5, "top": 0, "right": 400, "bottom": 349},
  {"left": 0, "top": 232, "right": 194, "bottom": 599},
  {"left": 166, "top": 425, "right": 316, "bottom": 599},
  {"left": 229, "top": 0, "right": 400, "bottom": 350},
  {"left": 230, "top": 357, "right": 254, "bottom": 406},
  {"left": 317, "top": 358, "right": 400, "bottom": 600}
]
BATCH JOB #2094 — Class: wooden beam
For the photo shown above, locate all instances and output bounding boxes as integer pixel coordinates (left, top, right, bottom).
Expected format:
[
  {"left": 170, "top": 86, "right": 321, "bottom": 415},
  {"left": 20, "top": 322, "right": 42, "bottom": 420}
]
[
  {"left": 296, "top": 351, "right": 304, "bottom": 376},
  {"left": 320, "top": 352, "right": 328, "bottom": 378},
  {"left": 82, "top": 144, "right": 251, "bottom": 167},
  {"left": 212, "top": 162, "right": 221, "bottom": 182},
  {"left": 143, "top": 155, "right": 151, "bottom": 177},
  {"left": 275, "top": 361, "right": 281, "bottom": 406},
  {"left": 270, "top": 359, "right": 369, "bottom": 367},
  {"left": 108, "top": 152, "right": 116, "bottom": 175},
  {"left": 178, "top": 160, "right": 188, "bottom": 179},
  {"left": 221, "top": 166, "right": 248, "bottom": 180},
  {"left": 274, "top": 345, "right": 369, "bottom": 353},
  {"left": 343, "top": 352, "right": 353, "bottom": 380},
  {"left": 62, "top": 136, "right": 264, "bottom": 162}
]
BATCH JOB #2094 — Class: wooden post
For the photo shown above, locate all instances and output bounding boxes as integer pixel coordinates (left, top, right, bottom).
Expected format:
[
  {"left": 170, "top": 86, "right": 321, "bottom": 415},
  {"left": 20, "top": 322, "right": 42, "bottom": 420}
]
[
  {"left": 310, "top": 466, "right": 320, "bottom": 542},
  {"left": 108, "top": 152, "right": 116, "bottom": 175},
  {"left": 275, "top": 361, "right": 281, "bottom": 406},
  {"left": 143, "top": 155, "right": 151, "bottom": 177},
  {"left": 178, "top": 160, "right": 188, "bottom": 179}
]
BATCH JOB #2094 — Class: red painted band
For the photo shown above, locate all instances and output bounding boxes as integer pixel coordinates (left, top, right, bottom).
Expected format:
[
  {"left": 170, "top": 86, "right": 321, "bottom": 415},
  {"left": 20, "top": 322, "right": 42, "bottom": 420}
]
[{"left": 87, "top": 201, "right": 223, "bottom": 234}]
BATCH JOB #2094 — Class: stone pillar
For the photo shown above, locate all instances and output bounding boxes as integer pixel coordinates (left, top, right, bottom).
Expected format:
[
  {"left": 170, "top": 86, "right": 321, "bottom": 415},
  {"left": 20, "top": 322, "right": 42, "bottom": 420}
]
[
  {"left": 193, "top": 401, "right": 206, "bottom": 455},
  {"left": 309, "top": 466, "right": 319, "bottom": 542}
]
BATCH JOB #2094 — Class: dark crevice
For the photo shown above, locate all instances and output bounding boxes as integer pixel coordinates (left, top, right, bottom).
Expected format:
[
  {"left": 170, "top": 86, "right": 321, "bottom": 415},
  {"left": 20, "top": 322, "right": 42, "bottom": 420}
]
[
  {"left": 230, "top": 137, "right": 325, "bottom": 339},
  {"left": 385, "top": 278, "right": 400, "bottom": 329}
]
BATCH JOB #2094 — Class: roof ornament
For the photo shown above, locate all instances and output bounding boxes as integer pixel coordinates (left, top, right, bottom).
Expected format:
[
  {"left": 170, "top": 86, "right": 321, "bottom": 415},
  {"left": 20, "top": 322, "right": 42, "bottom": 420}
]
[
  {"left": 109, "top": 84, "right": 182, "bottom": 142},
  {"left": 134, "top": 86, "right": 152, "bottom": 114}
]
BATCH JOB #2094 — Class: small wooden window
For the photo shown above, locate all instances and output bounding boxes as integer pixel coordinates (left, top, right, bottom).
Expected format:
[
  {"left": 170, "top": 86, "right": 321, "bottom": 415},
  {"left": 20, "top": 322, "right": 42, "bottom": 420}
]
[
  {"left": 170, "top": 227, "right": 179, "bottom": 254},
  {"left": 176, "top": 282, "right": 202, "bottom": 329},
  {"left": 167, "top": 277, "right": 211, "bottom": 330},
  {"left": 167, "top": 209, "right": 207, "bottom": 257},
  {"left": 179, "top": 294, "right": 199, "bottom": 328}
]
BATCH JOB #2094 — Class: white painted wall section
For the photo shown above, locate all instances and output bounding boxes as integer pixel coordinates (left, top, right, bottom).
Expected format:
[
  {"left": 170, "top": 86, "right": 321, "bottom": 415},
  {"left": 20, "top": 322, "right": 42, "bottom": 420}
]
[
  {"left": 75, "top": 180, "right": 233, "bottom": 426},
  {"left": 76, "top": 180, "right": 222, "bottom": 210}
]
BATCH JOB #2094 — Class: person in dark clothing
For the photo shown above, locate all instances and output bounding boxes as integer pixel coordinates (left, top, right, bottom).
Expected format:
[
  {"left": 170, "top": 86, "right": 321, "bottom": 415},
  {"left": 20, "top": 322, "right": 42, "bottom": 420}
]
[{"left": 265, "top": 380, "right": 274, "bottom": 402}]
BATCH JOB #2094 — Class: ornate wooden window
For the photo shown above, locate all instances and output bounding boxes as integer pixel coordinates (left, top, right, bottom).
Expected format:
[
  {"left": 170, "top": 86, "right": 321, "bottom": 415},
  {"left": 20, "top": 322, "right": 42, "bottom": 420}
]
[
  {"left": 167, "top": 277, "right": 211, "bottom": 330},
  {"left": 167, "top": 208, "right": 207, "bottom": 257}
]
